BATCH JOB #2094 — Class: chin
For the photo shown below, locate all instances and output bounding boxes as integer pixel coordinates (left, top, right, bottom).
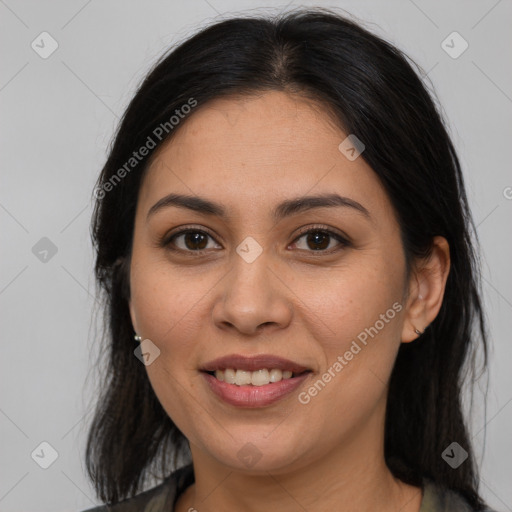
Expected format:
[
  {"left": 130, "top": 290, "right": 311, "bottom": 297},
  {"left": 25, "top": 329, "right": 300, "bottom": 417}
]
[{"left": 199, "top": 430, "right": 316, "bottom": 475}]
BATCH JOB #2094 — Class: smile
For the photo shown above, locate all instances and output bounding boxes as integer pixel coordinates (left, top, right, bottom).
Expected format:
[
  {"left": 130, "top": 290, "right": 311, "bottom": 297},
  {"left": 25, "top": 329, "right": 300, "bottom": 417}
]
[
  {"left": 200, "top": 354, "right": 312, "bottom": 407},
  {"left": 211, "top": 368, "right": 294, "bottom": 386}
]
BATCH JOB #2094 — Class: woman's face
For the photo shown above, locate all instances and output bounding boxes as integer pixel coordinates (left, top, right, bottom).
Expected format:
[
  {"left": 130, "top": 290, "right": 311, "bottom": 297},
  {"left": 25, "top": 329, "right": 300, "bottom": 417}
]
[{"left": 129, "top": 91, "right": 418, "bottom": 474}]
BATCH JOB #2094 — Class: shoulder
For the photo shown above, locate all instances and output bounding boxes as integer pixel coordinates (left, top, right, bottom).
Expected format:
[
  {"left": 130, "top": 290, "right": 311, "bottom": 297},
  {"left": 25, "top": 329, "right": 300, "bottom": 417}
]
[
  {"left": 81, "top": 464, "right": 194, "bottom": 512},
  {"left": 420, "top": 480, "right": 498, "bottom": 512}
]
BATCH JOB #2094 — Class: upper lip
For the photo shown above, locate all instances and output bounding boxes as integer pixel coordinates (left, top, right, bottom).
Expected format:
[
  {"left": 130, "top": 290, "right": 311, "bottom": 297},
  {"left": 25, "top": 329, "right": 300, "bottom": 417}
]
[{"left": 201, "top": 354, "right": 310, "bottom": 373}]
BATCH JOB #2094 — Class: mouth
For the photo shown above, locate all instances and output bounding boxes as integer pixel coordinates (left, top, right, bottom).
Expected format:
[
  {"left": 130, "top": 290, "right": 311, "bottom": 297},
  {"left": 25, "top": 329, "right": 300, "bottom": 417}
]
[
  {"left": 203, "top": 368, "right": 309, "bottom": 386},
  {"left": 200, "top": 354, "right": 312, "bottom": 407}
]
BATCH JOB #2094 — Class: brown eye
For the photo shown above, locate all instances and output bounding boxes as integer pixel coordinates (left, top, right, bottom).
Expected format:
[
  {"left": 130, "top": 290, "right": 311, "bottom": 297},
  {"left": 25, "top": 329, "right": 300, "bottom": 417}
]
[
  {"left": 291, "top": 228, "right": 349, "bottom": 253},
  {"left": 305, "top": 231, "right": 330, "bottom": 250},
  {"left": 182, "top": 232, "right": 208, "bottom": 250},
  {"left": 165, "top": 229, "right": 221, "bottom": 253}
]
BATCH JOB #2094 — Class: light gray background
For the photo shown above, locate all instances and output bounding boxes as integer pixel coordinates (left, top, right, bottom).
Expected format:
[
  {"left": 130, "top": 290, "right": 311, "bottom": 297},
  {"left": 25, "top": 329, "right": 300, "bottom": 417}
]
[{"left": 1, "top": 1, "right": 511, "bottom": 511}]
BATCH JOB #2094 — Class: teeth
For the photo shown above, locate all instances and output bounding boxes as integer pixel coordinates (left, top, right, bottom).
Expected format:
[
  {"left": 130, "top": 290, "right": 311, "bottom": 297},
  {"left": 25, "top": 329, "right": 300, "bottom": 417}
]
[
  {"left": 213, "top": 368, "right": 295, "bottom": 386},
  {"left": 223, "top": 368, "right": 236, "bottom": 384},
  {"left": 235, "top": 370, "right": 252, "bottom": 386},
  {"left": 269, "top": 369, "right": 282, "bottom": 383},
  {"left": 251, "top": 369, "right": 269, "bottom": 386}
]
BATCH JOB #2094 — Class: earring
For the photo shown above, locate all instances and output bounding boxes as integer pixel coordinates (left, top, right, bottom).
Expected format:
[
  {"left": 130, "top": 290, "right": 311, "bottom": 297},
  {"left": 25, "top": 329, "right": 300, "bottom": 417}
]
[
  {"left": 414, "top": 328, "right": 424, "bottom": 336},
  {"left": 134, "top": 334, "right": 142, "bottom": 342}
]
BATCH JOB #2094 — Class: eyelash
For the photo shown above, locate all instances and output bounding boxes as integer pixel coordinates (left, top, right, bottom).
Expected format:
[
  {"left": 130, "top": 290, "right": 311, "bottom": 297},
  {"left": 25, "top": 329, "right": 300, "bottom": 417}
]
[{"left": 161, "top": 224, "right": 350, "bottom": 256}]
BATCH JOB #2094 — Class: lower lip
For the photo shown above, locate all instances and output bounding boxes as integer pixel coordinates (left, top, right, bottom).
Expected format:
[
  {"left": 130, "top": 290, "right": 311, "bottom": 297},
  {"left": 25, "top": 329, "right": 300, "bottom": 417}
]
[{"left": 202, "top": 372, "right": 311, "bottom": 408}]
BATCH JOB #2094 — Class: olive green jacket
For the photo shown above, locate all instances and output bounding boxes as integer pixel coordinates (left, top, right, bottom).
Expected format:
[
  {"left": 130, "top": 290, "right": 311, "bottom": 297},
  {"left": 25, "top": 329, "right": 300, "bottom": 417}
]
[{"left": 82, "top": 465, "right": 496, "bottom": 512}]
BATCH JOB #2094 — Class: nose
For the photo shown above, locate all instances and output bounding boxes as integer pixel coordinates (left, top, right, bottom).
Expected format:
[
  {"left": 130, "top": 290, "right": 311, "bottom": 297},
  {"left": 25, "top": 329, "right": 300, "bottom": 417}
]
[{"left": 212, "top": 252, "right": 293, "bottom": 336}]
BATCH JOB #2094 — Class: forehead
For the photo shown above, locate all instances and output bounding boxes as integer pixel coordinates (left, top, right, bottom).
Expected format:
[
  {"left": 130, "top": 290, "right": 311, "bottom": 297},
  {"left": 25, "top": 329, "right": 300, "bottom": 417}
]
[
  {"left": 152, "top": 91, "right": 342, "bottom": 164},
  {"left": 139, "top": 91, "right": 394, "bottom": 223}
]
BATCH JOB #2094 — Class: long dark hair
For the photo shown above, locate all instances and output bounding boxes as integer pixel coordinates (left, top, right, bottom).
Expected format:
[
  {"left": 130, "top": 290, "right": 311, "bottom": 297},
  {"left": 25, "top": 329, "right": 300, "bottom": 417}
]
[{"left": 86, "top": 8, "right": 489, "bottom": 508}]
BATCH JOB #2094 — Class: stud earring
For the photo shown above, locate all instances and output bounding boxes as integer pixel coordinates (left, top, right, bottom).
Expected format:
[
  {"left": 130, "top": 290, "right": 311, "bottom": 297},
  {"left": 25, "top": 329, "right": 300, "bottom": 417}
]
[
  {"left": 414, "top": 328, "right": 424, "bottom": 336},
  {"left": 134, "top": 334, "right": 142, "bottom": 342}
]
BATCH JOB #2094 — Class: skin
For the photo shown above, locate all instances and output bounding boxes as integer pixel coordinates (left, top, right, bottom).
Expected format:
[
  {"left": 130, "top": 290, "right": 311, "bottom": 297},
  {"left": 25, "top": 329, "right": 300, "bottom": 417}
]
[{"left": 128, "top": 91, "right": 450, "bottom": 512}]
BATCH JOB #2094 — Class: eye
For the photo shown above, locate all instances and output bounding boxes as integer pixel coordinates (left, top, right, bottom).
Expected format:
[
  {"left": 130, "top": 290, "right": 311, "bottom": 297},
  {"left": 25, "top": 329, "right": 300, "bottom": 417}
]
[
  {"left": 164, "top": 228, "right": 221, "bottom": 254},
  {"left": 290, "top": 227, "right": 349, "bottom": 253},
  {"left": 161, "top": 225, "right": 350, "bottom": 256}
]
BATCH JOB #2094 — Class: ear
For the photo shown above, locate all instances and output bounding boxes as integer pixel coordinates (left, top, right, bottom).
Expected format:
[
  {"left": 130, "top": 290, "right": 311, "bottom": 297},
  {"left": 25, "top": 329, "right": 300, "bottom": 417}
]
[{"left": 401, "top": 236, "right": 450, "bottom": 343}]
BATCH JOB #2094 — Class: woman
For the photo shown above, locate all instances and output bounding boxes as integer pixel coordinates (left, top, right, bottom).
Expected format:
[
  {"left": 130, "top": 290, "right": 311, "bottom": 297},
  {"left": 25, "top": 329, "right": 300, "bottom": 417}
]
[{"left": 84, "top": 8, "right": 494, "bottom": 512}]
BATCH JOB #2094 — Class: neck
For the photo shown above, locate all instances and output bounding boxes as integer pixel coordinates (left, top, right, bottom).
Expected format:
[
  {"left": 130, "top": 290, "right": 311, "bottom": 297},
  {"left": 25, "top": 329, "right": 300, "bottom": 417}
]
[{"left": 175, "top": 404, "right": 422, "bottom": 512}]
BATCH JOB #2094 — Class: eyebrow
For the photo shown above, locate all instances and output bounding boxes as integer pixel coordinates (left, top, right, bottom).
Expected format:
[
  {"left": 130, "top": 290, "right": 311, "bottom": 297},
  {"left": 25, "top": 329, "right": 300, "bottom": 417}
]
[{"left": 146, "top": 192, "right": 371, "bottom": 222}]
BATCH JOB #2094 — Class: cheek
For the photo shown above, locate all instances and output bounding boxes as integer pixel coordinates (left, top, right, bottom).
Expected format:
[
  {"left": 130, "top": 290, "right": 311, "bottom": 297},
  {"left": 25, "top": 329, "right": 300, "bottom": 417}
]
[
  {"left": 130, "top": 256, "right": 211, "bottom": 350},
  {"left": 293, "top": 261, "right": 404, "bottom": 413},
  {"left": 292, "top": 259, "right": 404, "bottom": 351},
  {"left": 295, "top": 260, "right": 404, "bottom": 414},
  {"left": 129, "top": 260, "right": 211, "bottom": 440}
]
